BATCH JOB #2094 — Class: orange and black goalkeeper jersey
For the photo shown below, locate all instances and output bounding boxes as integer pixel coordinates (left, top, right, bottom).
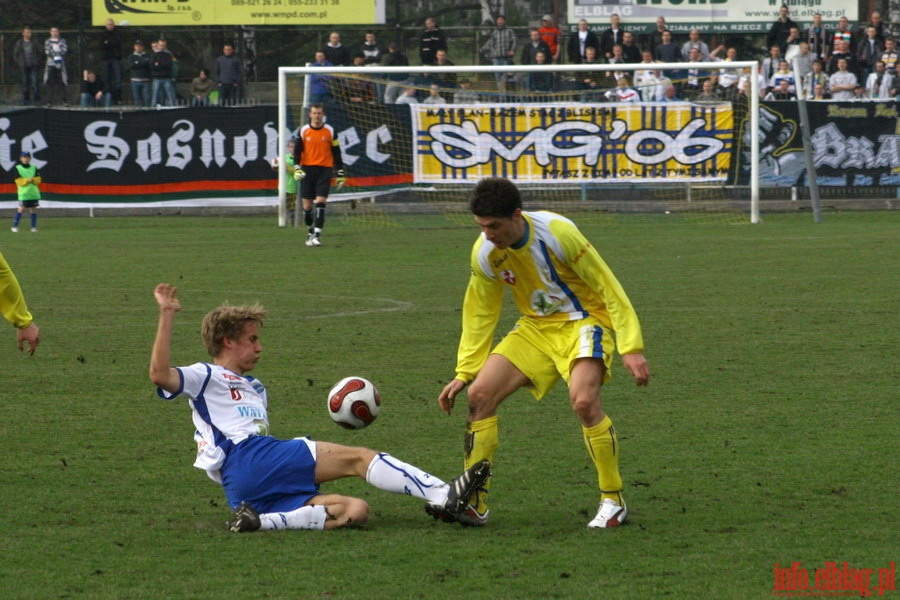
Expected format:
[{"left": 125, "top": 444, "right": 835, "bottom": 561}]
[{"left": 293, "top": 123, "right": 343, "bottom": 169}]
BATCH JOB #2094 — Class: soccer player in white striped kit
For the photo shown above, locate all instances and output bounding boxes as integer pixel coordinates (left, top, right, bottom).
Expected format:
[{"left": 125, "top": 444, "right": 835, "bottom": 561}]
[{"left": 150, "top": 283, "right": 489, "bottom": 532}]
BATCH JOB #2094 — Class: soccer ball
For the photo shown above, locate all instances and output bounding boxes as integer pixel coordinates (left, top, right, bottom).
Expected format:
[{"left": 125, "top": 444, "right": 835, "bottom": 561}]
[
  {"left": 270, "top": 157, "right": 280, "bottom": 169},
  {"left": 327, "top": 377, "right": 381, "bottom": 429}
]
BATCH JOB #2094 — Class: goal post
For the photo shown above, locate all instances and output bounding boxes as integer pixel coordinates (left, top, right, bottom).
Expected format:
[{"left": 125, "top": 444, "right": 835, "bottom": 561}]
[{"left": 277, "top": 61, "right": 760, "bottom": 227}]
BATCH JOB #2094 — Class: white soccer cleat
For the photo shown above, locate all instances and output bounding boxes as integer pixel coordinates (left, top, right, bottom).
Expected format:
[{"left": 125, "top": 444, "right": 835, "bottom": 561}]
[
  {"left": 11, "top": 227, "right": 18, "bottom": 233},
  {"left": 30, "top": 228, "right": 37, "bottom": 233},
  {"left": 587, "top": 498, "right": 627, "bottom": 528},
  {"left": 425, "top": 501, "right": 490, "bottom": 527},
  {"left": 456, "top": 503, "right": 490, "bottom": 527},
  {"left": 308, "top": 236, "right": 322, "bottom": 246}
]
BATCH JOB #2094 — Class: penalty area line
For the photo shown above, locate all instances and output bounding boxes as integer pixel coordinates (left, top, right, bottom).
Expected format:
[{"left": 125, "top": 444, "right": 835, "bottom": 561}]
[{"left": 297, "top": 297, "right": 414, "bottom": 319}]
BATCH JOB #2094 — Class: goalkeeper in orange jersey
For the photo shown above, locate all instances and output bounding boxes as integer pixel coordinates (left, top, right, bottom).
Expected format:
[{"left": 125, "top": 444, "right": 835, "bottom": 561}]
[
  {"left": 12, "top": 151, "right": 41, "bottom": 233},
  {"left": 291, "top": 103, "right": 345, "bottom": 247},
  {"left": 432, "top": 177, "right": 650, "bottom": 529}
]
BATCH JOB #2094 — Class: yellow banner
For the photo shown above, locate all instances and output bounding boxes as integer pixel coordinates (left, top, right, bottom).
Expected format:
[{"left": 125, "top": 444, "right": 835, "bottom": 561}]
[
  {"left": 413, "top": 104, "right": 734, "bottom": 185},
  {"left": 93, "top": 0, "right": 384, "bottom": 26}
]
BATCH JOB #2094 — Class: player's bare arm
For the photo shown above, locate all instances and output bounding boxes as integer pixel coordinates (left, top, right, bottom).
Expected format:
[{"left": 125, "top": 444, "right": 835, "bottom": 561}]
[
  {"left": 150, "top": 283, "right": 182, "bottom": 393},
  {"left": 437, "top": 378, "right": 467, "bottom": 415},
  {"left": 622, "top": 352, "right": 650, "bottom": 386}
]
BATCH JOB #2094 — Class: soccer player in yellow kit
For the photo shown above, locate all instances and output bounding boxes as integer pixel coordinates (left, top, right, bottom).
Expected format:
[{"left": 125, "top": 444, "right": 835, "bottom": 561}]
[
  {"left": 0, "top": 251, "right": 40, "bottom": 354},
  {"left": 434, "top": 177, "right": 650, "bottom": 528}
]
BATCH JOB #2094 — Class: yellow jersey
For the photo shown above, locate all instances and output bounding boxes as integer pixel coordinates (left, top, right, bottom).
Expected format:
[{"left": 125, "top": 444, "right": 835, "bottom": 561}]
[
  {"left": 455, "top": 210, "right": 644, "bottom": 384},
  {"left": 0, "top": 251, "right": 34, "bottom": 329}
]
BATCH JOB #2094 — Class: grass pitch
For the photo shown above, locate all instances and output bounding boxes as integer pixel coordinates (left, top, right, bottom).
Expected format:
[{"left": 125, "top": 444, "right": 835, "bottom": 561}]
[{"left": 1, "top": 211, "right": 896, "bottom": 599}]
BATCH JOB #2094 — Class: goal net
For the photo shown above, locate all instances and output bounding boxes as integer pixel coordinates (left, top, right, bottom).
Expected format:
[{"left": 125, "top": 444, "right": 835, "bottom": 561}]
[{"left": 277, "top": 61, "right": 760, "bottom": 227}]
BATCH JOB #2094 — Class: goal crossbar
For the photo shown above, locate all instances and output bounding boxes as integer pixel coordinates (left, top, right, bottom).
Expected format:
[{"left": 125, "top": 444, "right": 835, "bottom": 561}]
[{"left": 277, "top": 61, "right": 761, "bottom": 226}]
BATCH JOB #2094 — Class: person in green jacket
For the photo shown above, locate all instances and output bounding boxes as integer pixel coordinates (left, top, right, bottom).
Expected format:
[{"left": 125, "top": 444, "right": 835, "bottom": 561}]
[
  {"left": 273, "top": 139, "right": 300, "bottom": 226},
  {"left": 12, "top": 151, "right": 41, "bottom": 233}
]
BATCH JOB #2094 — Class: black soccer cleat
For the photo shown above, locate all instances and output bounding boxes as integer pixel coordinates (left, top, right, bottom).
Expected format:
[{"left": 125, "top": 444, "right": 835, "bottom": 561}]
[
  {"left": 444, "top": 459, "right": 491, "bottom": 515},
  {"left": 227, "top": 501, "right": 261, "bottom": 533}
]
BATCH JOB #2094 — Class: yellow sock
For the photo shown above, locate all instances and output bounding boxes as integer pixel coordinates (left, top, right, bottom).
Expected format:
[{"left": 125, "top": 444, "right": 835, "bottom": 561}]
[
  {"left": 465, "top": 416, "right": 498, "bottom": 513},
  {"left": 582, "top": 416, "right": 624, "bottom": 505}
]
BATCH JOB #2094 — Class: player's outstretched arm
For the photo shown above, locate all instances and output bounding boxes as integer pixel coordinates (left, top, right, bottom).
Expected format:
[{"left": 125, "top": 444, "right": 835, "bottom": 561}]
[
  {"left": 437, "top": 378, "right": 467, "bottom": 415},
  {"left": 0, "top": 251, "right": 39, "bottom": 355},
  {"left": 150, "top": 283, "right": 182, "bottom": 393},
  {"left": 622, "top": 352, "right": 650, "bottom": 386}
]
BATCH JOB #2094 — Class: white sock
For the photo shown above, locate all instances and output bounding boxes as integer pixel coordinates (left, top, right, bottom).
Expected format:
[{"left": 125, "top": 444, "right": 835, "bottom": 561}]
[
  {"left": 259, "top": 505, "right": 327, "bottom": 530},
  {"left": 365, "top": 453, "right": 449, "bottom": 505}
]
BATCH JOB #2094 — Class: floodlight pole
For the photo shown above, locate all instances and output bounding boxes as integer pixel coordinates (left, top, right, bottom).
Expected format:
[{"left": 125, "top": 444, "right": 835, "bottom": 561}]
[{"left": 792, "top": 57, "right": 823, "bottom": 223}]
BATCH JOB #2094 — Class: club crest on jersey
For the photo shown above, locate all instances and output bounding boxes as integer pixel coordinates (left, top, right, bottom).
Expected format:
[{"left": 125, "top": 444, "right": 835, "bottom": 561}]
[
  {"left": 531, "top": 290, "right": 563, "bottom": 315},
  {"left": 501, "top": 269, "right": 516, "bottom": 285}
]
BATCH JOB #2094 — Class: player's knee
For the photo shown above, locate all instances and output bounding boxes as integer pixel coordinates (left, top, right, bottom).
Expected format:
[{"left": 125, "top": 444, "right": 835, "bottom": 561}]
[
  {"left": 570, "top": 395, "right": 602, "bottom": 421},
  {"left": 466, "top": 382, "right": 504, "bottom": 419},
  {"left": 466, "top": 381, "right": 493, "bottom": 410}
]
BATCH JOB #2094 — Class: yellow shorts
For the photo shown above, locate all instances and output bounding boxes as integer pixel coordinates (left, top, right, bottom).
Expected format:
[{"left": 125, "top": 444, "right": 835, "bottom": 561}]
[{"left": 492, "top": 315, "right": 614, "bottom": 400}]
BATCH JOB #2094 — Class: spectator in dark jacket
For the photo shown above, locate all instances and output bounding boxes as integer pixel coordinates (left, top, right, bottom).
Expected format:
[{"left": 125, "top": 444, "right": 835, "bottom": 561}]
[
  {"left": 521, "top": 29, "right": 552, "bottom": 66},
  {"left": 567, "top": 19, "right": 600, "bottom": 64},
  {"left": 99, "top": 19, "right": 123, "bottom": 103},
  {"left": 150, "top": 38, "right": 177, "bottom": 106},
  {"left": 357, "top": 31, "right": 383, "bottom": 65},
  {"left": 215, "top": 42, "right": 242, "bottom": 105},
  {"left": 128, "top": 39, "right": 152, "bottom": 107},
  {"left": 599, "top": 13, "right": 624, "bottom": 60},
  {"left": 382, "top": 42, "right": 410, "bottom": 104},
  {"left": 80, "top": 69, "right": 111, "bottom": 108},
  {"left": 654, "top": 30, "right": 684, "bottom": 88},
  {"left": 766, "top": 5, "right": 799, "bottom": 53},
  {"left": 13, "top": 26, "right": 43, "bottom": 105},
  {"left": 621, "top": 31, "right": 642, "bottom": 64},
  {"left": 419, "top": 17, "right": 448, "bottom": 65},
  {"left": 324, "top": 32, "right": 351, "bottom": 66}
]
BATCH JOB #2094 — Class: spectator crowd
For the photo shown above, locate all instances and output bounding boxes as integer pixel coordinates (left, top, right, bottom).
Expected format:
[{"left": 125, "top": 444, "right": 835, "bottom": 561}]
[
  {"left": 305, "top": 9, "right": 898, "bottom": 105},
  {"left": 11, "top": 19, "right": 246, "bottom": 108},
  {"left": 8, "top": 8, "right": 899, "bottom": 108}
]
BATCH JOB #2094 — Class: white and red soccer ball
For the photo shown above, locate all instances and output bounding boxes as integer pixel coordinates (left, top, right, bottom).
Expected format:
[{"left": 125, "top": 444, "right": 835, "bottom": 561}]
[{"left": 327, "top": 376, "right": 381, "bottom": 429}]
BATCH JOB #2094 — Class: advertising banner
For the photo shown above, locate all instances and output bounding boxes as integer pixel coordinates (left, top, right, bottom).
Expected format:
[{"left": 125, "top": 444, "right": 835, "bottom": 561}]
[
  {"left": 2, "top": 107, "right": 281, "bottom": 203},
  {"left": 412, "top": 103, "right": 734, "bottom": 185},
  {"left": 93, "top": 0, "right": 385, "bottom": 27},
  {"left": 4, "top": 101, "right": 894, "bottom": 206},
  {"left": 750, "top": 100, "right": 900, "bottom": 187},
  {"left": 567, "top": 0, "right": 857, "bottom": 34}
]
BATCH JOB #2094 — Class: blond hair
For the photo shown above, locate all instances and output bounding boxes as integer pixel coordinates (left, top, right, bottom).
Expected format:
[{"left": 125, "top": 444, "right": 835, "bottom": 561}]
[{"left": 200, "top": 303, "right": 266, "bottom": 357}]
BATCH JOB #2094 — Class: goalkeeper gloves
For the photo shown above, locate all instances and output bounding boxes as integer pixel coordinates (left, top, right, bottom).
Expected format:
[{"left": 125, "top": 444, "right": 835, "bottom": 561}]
[
  {"left": 335, "top": 169, "right": 346, "bottom": 189},
  {"left": 293, "top": 168, "right": 306, "bottom": 181}
]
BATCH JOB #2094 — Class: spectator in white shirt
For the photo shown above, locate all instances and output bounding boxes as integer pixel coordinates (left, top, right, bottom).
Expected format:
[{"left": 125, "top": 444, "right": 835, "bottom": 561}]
[
  {"left": 864, "top": 60, "right": 894, "bottom": 99},
  {"left": 605, "top": 76, "right": 640, "bottom": 103},
  {"left": 681, "top": 29, "right": 711, "bottom": 60},
  {"left": 395, "top": 86, "right": 419, "bottom": 104},
  {"left": 828, "top": 58, "right": 858, "bottom": 99}
]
